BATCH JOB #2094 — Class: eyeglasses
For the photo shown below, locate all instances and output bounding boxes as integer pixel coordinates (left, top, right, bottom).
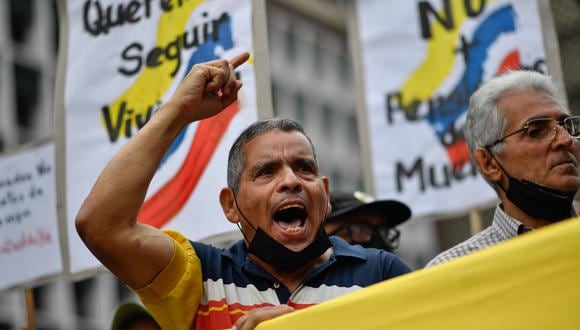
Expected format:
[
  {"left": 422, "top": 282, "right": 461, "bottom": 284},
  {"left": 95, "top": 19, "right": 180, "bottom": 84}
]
[
  {"left": 485, "top": 116, "right": 580, "bottom": 149},
  {"left": 328, "top": 223, "right": 401, "bottom": 249}
]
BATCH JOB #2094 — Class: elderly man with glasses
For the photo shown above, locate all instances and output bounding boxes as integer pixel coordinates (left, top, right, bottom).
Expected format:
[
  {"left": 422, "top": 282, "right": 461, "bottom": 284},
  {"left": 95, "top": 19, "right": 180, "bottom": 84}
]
[{"left": 427, "top": 70, "right": 580, "bottom": 267}]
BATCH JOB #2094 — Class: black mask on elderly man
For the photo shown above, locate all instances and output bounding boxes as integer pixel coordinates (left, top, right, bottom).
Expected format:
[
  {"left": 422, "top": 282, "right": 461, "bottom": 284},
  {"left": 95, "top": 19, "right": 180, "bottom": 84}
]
[
  {"left": 491, "top": 154, "right": 576, "bottom": 222},
  {"left": 504, "top": 175, "right": 575, "bottom": 222}
]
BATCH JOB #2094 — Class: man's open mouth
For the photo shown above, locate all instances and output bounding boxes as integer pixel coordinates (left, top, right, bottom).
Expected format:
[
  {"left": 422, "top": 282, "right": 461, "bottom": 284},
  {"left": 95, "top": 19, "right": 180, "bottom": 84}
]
[{"left": 273, "top": 204, "right": 307, "bottom": 233}]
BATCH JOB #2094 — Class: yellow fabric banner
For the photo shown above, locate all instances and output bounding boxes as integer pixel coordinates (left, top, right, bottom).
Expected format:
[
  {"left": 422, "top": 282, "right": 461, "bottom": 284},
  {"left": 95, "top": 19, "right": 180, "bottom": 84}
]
[{"left": 258, "top": 218, "right": 580, "bottom": 330}]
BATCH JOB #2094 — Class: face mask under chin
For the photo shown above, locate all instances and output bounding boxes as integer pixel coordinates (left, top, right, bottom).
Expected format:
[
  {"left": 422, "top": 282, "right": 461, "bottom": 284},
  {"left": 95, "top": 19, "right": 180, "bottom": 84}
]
[
  {"left": 247, "top": 223, "right": 331, "bottom": 273},
  {"left": 502, "top": 175, "right": 575, "bottom": 222},
  {"left": 489, "top": 154, "right": 576, "bottom": 222},
  {"left": 232, "top": 193, "right": 332, "bottom": 273}
]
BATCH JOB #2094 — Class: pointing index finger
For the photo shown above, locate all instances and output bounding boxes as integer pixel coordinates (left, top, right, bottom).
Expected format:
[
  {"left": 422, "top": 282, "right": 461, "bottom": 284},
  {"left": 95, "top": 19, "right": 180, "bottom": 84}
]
[{"left": 230, "top": 52, "right": 250, "bottom": 69}]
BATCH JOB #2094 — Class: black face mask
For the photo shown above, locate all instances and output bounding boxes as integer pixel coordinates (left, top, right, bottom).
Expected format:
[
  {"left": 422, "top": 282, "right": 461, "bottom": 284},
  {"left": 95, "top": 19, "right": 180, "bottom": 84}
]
[
  {"left": 247, "top": 224, "right": 331, "bottom": 273},
  {"left": 504, "top": 176, "right": 575, "bottom": 222},
  {"left": 489, "top": 152, "right": 576, "bottom": 222},
  {"left": 359, "top": 229, "right": 398, "bottom": 252},
  {"left": 233, "top": 193, "right": 331, "bottom": 273}
]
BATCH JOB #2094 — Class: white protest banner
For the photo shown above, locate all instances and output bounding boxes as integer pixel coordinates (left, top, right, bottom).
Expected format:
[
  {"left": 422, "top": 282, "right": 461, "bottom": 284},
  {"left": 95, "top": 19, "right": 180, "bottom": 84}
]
[
  {"left": 355, "top": 0, "right": 548, "bottom": 218},
  {"left": 0, "top": 142, "right": 62, "bottom": 291},
  {"left": 61, "top": 0, "right": 259, "bottom": 274}
]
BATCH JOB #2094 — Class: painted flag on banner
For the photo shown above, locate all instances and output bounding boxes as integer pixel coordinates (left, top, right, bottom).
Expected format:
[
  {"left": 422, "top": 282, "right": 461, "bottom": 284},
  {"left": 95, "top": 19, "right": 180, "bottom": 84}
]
[
  {"left": 0, "top": 142, "right": 62, "bottom": 291},
  {"left": 355, "top": 0, "right": 548, "bottom": 218},
  {"left": 62, "top": 0, "right": 257, "bottom": 274}
]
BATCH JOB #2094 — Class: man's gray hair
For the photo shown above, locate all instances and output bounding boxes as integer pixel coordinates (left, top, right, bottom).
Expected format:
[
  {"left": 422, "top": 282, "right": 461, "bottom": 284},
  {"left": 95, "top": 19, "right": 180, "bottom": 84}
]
[
  {"left": 227, "top": 118, "right": 318, "bottom": 192},
  {"left": 465, "top": 70, "right": 567, "bottom": 157}
]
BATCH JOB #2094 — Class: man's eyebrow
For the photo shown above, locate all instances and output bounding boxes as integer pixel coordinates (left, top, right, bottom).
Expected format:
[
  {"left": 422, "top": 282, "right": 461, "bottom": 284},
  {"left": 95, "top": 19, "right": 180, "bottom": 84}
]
[
  {"left": 293, "top": 155, "right": 315, "bottom": 163},
  {"left": 293, "top": 156, "right": 320, "bottom": 172},
  {"left": 524, "top": 115, "right": 562, "bottom": 122},
  {"left": 249, "top": 159, "right": 278, "bottom": 173}
]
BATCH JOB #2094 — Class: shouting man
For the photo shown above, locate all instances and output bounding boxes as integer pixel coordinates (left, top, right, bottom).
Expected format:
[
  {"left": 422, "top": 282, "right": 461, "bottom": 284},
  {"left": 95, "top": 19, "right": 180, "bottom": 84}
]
[{"left": 76, "top": 53, "right": 410, "bottom": 329}]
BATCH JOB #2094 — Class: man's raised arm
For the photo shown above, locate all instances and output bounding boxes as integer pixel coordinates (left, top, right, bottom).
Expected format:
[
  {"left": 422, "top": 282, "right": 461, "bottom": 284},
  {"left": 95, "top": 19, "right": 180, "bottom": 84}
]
[{"left": 75, "top": 53, "right": 250, "bottom": 289}]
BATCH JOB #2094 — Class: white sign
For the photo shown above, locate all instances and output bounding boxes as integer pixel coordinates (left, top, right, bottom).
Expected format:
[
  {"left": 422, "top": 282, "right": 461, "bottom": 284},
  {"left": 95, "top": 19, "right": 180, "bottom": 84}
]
[
  {"left": 0, "top": 143, "right": 62, "bottom": 291},
  {"left": 356, "top": 0, "right": 547, "bottom": 217},
  {"left": 63, "top": 0, "right": 258, "bottom": 274}
]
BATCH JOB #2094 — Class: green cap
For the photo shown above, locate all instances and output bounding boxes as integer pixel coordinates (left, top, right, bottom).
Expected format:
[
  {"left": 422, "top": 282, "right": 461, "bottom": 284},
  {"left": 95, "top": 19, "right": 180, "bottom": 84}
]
[{"left": 111, "top": 301, "right": 159, "bottom": 330}]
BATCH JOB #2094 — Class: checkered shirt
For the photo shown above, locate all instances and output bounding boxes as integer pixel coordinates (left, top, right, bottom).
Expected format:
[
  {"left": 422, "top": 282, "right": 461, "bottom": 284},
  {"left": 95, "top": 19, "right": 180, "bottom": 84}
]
[{"left": 426, "top": 205, "right": 530, "bottom": 268}]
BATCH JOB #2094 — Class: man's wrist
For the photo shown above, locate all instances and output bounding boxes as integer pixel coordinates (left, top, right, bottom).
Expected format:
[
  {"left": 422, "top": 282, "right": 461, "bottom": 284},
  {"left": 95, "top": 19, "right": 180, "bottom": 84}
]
[{"left": 158, "top": 100, "right": 198, "bottom": 129}]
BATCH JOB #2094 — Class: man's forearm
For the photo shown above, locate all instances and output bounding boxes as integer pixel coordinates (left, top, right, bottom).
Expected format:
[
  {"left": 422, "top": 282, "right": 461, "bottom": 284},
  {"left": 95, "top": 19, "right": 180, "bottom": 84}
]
[
  {"left": 75, "top": 102, "right": 188, "bottom": 287},
  {"left": 79, "top": 102, "right": 188, "bottom": 230}
]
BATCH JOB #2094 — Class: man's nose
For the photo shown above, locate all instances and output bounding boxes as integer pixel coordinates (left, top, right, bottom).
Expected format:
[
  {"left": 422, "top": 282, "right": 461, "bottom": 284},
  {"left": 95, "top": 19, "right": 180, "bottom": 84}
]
[
  {"left": 553, "top": 123, "right": 575, "bottom": 148},
  {"left": 278, "top": 167, "right": 302, "bottom": 192}
]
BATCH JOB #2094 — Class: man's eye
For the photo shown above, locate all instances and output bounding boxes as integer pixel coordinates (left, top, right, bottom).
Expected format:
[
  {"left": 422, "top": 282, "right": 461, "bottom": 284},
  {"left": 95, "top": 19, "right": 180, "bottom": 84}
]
[
  {"left": 256, "top": 167, "right": 273, "bottom": 177},
  {"left": 297, "top": 164, "right": 315, "bottom": 173},
  {"left": 527, "top": 127, "right": 543, "bottom": 139},
  {"left": 527, "top": 123, "right": 548, "bottom": 139},
  {"left": 298, "top": 165, "right": 311, "bottom": 172}
]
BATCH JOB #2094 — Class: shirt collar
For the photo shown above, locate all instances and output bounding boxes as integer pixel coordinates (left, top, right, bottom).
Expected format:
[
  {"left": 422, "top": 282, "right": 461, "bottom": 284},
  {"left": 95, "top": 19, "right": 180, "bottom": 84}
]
[
  {"left": 329, "top": 236, "right": 369, "bottom": 261},
  {"left": 224, "top": 236, "right": 369, "bottom": 261},
  {"left": 494, "top": 204, "right": 534, "bottom": 239}
]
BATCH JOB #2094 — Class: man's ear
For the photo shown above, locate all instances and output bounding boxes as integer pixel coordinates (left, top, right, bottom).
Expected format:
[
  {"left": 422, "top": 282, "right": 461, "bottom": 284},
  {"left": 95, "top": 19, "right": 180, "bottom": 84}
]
[
  {"left": 473, "top": 148, "right": 502, "bottom": 183},
  {"left": 322, "top": 176, "right": 332, "bottom": 214},
  {"left": 219, "top": 187, "right": 239, "bottom": 224}
]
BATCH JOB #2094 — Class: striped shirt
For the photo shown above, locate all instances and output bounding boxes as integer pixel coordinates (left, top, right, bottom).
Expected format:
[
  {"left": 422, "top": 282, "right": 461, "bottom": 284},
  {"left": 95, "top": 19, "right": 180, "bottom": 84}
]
[
  {"left": 137, "top": 230, "right": 410, "bottom": 330},
  {"left": 426, "top": 204, "right": 531, "bottom": 268}
]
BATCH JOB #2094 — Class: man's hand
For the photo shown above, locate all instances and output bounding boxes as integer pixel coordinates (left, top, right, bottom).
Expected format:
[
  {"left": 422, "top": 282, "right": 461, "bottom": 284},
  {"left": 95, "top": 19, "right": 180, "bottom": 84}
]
[
  {"left": 169, "top": 52, "right": 250, "bottom": 124},
  {"left": 232, "top": 304, "right": 295, "bottom": 330}
]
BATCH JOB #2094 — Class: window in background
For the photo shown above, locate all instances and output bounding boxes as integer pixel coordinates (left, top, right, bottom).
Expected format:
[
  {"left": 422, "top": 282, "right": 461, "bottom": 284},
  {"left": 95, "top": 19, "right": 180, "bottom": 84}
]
[
  {"left": 9, "top": 0, "right": 33, "bottom": 43},
  {"left": 116, "top": 279, "right": 135, "bottom": 302},
  {"left": 337, "top": 52, "right": 350, "bottom": 86},
  {"left": 321, "top": 103, "right": 332, "bottom": 138},
  {"left": 271, "top": 80, "right": 279, "bottom": 111},
  {"left": 313, "top": 32, "right": 323, "bottom": 75},
  {"left": 347, "top": 112, "right": 359, "bottom": 148},
  {"left": 285, "top": 24, "right": 297, "bottom": 64},
  {"left": 13, "top": 63, "right": 40, "bottom": 130},
  {"left": 50, "top": 0, "right": 59, "bottom": 55},
  {"left": 294, "top": 91, "right": 305, "bottom": 123},
  {"left": 331, "top": 167, "right": 342, "bottom": 191},
  {"left": 74, "top": 278, "right": 95, "bottom": 317}
]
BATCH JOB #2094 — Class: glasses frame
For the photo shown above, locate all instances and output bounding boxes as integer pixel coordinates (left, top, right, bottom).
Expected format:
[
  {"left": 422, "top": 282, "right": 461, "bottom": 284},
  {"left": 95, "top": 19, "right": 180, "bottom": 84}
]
[
  {"left": 328, "top": 223, "right": 401, "bottom": 248},
  {"left": 484, "top": 115, "right": 580, "bottom": 149}
]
